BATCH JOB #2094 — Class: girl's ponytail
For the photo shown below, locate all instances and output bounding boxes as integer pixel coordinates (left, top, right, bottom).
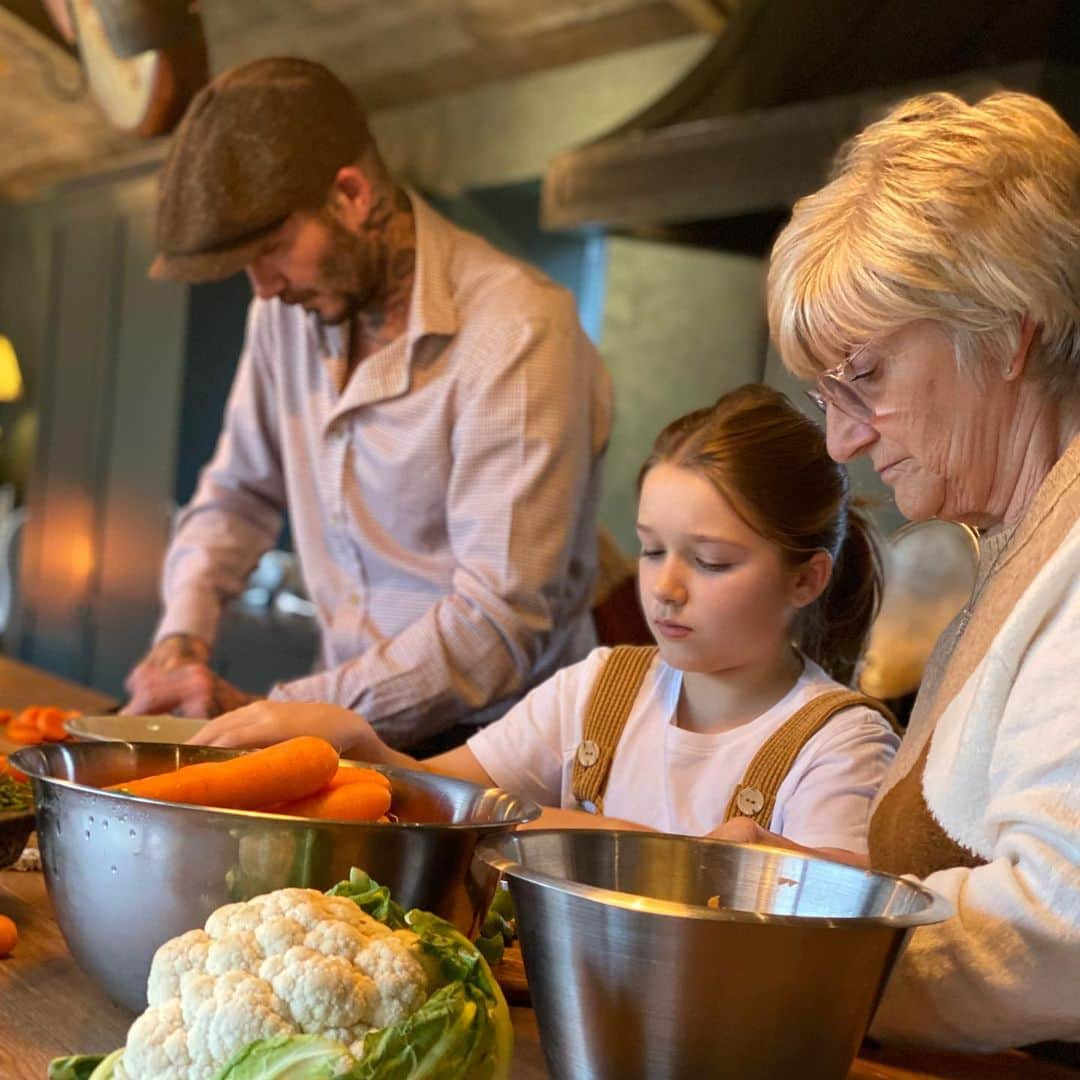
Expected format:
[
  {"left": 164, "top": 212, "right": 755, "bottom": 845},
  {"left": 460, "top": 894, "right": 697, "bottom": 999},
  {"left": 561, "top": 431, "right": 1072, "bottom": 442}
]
[{"left": 794, "top": 500, "right": 883, "bottom": 686}]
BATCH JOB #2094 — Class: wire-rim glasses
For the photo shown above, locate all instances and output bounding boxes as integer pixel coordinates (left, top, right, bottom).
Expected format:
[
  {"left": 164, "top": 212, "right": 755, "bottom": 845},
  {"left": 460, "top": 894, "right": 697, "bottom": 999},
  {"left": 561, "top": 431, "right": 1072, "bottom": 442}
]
[{"left": 805, "top": 341, "right": 877, "bottom": 422}]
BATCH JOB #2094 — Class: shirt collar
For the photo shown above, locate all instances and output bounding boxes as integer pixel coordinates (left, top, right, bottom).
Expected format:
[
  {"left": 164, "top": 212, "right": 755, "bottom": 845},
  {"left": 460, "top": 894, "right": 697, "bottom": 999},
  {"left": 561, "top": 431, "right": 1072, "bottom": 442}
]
[
  {"left": 403, "top": 190, "right": 459, "bottom": 345},
  {"left": 320, "top": 189, "right": 458, "bottom": 414}
]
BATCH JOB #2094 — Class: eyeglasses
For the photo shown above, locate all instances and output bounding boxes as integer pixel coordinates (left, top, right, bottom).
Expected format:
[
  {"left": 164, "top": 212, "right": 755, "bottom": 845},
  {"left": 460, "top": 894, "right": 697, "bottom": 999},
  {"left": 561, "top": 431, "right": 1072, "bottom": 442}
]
[{"left": 805, "top": 341, "right": 878, "bottom": 422}]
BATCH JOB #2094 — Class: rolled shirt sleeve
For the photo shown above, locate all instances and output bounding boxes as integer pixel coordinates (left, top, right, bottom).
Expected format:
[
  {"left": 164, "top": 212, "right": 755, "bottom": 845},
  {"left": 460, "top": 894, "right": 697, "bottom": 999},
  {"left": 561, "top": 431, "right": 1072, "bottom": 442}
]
[{"left": 155, "top": 303, "right": 286, "bottom": 648}]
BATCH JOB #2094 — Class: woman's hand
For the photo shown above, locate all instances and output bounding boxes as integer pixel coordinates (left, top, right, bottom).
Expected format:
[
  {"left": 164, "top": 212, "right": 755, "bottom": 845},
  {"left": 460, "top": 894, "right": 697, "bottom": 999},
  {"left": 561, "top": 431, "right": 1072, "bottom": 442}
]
[
  {"left": 186, "top": 700, "right": 375, "bottom": 755},
  {"left": 706, "top": 817, "right": 869, "bottom": 868}
]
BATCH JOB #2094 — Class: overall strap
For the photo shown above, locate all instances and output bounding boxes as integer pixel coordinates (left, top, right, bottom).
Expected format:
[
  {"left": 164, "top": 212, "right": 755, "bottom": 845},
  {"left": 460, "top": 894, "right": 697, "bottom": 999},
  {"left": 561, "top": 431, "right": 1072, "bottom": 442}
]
[
  {"left": 723, "top": 690, "right": 896, "bottom": 827},
  {"left": 571, "top": 645, "right": 658, "bottom": 814}
]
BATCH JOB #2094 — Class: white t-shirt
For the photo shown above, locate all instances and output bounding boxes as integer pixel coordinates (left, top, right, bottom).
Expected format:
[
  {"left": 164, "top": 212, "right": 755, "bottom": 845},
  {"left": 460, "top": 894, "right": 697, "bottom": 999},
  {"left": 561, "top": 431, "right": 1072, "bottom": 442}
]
[{"left": 468, "top": 647, "right": 899, "bottom": 853}]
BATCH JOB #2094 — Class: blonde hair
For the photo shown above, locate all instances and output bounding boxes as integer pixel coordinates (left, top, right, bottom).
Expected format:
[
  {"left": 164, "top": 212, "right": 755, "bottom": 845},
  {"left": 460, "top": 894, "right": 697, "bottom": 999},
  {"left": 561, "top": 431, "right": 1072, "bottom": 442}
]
[{"left": 767, "top": 91, "right": 1080, "bottom": 398}]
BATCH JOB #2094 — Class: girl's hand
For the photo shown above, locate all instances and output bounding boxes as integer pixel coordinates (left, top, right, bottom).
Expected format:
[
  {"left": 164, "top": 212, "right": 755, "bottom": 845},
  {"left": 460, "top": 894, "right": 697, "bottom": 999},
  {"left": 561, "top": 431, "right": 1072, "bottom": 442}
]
[
  {"left": 522, "top": 807, "right": 655, "bottom": 832},
  {"left": 706, "top": 817, "right": 869, "bottom": 868},
  {"left": 707, "top": 817, "right": 779, "bottom": 846},
  {"left": 187, "top": 700, "right": 374, "bottom": 755}
]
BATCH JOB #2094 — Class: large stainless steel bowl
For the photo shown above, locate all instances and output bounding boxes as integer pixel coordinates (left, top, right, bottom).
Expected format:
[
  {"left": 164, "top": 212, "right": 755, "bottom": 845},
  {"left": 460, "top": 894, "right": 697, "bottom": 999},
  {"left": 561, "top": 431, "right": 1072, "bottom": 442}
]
[
  {"left": 13, "top": 740, "right": 538, "bottom": 1011},
  {"left": 479, "top": 830, "right": 951, "bottom": 1080}
]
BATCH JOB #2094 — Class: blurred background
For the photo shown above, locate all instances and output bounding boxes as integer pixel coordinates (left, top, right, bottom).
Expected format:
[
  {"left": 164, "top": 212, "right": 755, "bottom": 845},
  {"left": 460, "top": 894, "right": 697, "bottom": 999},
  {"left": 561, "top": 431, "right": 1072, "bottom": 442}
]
[{"left": 0, "top": 0, "right": 1075, "bottom": 699}]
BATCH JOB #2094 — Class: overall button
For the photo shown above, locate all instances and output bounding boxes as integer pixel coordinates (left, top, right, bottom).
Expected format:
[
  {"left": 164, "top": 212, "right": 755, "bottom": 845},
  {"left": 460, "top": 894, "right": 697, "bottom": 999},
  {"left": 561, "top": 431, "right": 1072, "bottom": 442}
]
[
  {"left": 576, "top": 740, "right": 600, "bottom": 767},
  {"left": 735, "top": 786, "right": 764, "bottom": 816}
]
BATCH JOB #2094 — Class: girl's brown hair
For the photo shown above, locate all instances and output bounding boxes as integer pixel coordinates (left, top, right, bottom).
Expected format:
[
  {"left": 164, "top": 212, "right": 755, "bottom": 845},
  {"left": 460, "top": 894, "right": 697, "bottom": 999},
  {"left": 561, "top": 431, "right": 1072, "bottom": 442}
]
[{"left": 639, "top": 384, "right": 882, "bottom": 685}]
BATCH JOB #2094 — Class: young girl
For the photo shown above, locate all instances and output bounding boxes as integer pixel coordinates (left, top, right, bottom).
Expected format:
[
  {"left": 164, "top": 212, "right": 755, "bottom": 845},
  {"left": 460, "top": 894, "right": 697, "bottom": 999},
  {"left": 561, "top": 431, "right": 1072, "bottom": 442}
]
[{"left": 192, "top": 385, "right": 898, "bottom": 861}]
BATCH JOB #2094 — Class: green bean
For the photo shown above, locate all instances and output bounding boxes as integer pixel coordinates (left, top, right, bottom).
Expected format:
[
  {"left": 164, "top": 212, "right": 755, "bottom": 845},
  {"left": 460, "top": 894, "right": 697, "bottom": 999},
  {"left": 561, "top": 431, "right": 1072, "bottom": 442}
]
[{"left": 0, "top": 774, "right": 33, "bottom": 813}]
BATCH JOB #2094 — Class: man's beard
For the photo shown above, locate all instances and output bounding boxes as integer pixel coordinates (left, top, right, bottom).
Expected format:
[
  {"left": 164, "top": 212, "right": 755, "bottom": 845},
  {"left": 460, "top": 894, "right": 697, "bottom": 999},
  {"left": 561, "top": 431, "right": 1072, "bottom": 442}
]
[{"left": 308, "top": 215, "right": 381, "bottom": 326}]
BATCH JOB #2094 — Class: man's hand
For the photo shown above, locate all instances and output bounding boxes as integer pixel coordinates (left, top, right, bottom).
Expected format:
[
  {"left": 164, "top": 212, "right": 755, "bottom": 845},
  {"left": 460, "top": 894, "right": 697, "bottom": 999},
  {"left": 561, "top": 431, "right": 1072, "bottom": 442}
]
[
  {"left": 187, "top": 700, "right": 370, "bottom": 753},
  {"left": 122, "top": 634, "right": 257, "bottom": 718}
]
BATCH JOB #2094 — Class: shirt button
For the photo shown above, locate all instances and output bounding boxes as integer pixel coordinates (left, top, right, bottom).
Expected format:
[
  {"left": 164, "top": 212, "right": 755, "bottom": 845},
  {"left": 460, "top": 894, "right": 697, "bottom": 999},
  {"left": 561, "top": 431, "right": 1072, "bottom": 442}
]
[
  {"left": 735, "top": 786, "right": 765, "bottom": 816},
  {"left": 576, "top": 739, "right": 600, "bottom": 767}
]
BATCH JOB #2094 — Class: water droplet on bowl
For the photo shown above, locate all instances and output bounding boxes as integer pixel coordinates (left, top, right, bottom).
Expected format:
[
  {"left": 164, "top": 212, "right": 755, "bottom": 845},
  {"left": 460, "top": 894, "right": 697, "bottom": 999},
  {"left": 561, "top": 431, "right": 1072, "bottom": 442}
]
[
  {"left": 84, "top": 829, "right": 90, "bottom": 840},
  {"left": 110, "top": 866, "right": 118, "bottom": 875}
]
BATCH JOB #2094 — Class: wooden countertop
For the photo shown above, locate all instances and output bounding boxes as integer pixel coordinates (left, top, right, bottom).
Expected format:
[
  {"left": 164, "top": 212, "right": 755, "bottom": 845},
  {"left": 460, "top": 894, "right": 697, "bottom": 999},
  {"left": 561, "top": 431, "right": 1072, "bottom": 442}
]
[
  {"left": 0, "top": 654, "right": 119, "bottom": 716},
  {"left": 0, "top": 657, "right": 1074, "bottom": 1079}
]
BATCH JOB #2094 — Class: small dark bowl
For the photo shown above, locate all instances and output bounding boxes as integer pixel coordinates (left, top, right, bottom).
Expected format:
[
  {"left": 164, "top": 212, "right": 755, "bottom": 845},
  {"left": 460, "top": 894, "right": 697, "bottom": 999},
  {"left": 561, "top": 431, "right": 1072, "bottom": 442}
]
[{"left": 0, "top": 808, "right": 35, "bottom": 868}]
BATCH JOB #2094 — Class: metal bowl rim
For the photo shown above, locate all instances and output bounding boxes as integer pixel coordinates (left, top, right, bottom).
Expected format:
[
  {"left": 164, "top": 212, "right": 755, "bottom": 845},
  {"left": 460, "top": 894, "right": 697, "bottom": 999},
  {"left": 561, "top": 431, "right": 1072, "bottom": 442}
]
[
  {"left": 478, "top": 829, "right": 954, "bottom": 929},
  {"left": 12, "top": 744, "right": 542, "bottom": 831}
]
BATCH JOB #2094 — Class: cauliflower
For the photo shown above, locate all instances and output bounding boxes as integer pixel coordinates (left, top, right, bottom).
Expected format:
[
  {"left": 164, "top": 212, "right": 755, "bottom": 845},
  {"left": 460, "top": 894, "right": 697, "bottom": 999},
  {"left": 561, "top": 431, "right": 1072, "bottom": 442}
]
[
  {"left": 50, "top": 871, "right": 512, "bottom": 1080},
  {"left": 121, "top": 888, "right": 430, "bottom": 1080}
]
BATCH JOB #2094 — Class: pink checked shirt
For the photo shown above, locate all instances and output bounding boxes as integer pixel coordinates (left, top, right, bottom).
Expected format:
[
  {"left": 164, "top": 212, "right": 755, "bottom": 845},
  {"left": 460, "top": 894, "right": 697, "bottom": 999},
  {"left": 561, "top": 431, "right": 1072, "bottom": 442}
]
[{"left": 156, "top": 194, "right": 612, "bottom": 745}]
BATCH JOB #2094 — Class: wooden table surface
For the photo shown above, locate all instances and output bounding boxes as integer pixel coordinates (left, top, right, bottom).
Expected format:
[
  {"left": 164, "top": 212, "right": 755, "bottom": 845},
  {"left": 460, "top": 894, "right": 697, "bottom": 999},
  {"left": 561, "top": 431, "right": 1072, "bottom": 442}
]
[
  {"left": 1, "top": 656, "right": 1075, "bottom": 1079},
  {"left": 0, "top": 654, "right": 119, "bottom": 716}
]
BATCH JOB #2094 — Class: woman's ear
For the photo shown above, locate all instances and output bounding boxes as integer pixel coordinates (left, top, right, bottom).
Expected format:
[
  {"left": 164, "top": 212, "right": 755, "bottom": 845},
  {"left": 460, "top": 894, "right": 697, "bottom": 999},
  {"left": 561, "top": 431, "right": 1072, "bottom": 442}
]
[
  {"left": 789, "top": 551, "right": 832, "bottom": 609},
  {"left": 330, "top": 165, "right": 374, "bottom": 228},
  {"left": 1005, "top": 316, "right": 1038, "bottom": 380}
]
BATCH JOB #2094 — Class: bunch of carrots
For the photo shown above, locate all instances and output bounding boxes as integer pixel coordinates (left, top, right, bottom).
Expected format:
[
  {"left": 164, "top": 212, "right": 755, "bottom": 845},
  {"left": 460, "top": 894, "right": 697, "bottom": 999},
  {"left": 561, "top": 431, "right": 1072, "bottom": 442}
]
[
  {"left": 110, "top": 736, "right": 393, "bottom": 822},
  {"left": 0, "top": 705, "right": 80, "bottom": 745}
]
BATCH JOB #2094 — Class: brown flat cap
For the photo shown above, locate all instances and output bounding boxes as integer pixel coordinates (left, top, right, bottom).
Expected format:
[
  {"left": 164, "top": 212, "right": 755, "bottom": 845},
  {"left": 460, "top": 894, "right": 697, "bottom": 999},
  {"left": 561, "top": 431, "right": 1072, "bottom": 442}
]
[{"left": 151, "top": 57, "right": 370, "bottom": 283}]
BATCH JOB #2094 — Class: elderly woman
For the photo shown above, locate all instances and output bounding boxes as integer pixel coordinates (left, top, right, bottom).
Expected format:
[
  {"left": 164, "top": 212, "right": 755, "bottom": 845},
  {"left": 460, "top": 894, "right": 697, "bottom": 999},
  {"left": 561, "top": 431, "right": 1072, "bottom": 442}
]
[{"left": 757, "top": 90, "right": 1080, "bottom": 1054}]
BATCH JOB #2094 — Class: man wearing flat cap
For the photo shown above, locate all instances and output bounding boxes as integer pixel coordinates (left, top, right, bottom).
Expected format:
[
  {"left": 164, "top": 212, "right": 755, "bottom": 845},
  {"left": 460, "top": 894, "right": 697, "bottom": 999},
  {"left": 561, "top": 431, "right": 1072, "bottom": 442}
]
[{"left": 123, "top": 57, "right": 612, "bottom": 749}]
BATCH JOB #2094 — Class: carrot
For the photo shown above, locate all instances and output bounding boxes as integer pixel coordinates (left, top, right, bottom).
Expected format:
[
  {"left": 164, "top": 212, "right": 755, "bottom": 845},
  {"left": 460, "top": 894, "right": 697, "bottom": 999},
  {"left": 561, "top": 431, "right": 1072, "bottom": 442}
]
[
  {"left": 0, "top": 914, "right": 17, "bottom": 957},
  {"left": 34, "top": 706, "right": 70, "bottom": 742},
  {"left": 110, "top": 736, "right": 339, "bottom": 810},
  {"left": 256, "top": 765, "right": 390, "bottom": 813},
  {"left": 325, "top": 765, "right": 391, "bottom": 792},
  {"left": 6, "top": 723, "right": 44, "bottom": 746},
  {"left": 1, "top": 705, "right": 75, "bottom": 745},
  {"left": 272, "top": 781, "right": 392, "bottom": 822}
]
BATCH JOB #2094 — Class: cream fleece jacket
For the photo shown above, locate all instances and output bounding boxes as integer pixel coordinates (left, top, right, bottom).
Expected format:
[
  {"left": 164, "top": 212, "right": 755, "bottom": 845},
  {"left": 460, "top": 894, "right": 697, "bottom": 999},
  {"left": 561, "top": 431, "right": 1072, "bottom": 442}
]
[{"left": 870, "top": 518, "right": 1080, "bottom": 1049}]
